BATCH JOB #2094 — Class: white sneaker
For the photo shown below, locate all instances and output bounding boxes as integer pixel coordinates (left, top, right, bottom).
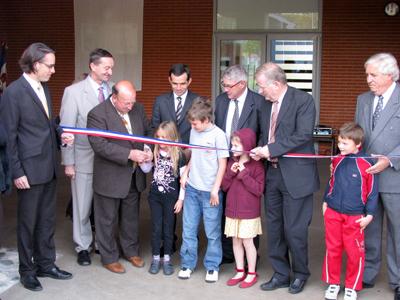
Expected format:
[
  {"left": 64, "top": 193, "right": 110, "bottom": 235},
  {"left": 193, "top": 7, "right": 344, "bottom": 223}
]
[
  {"left": 325, "top": 284, "right": 340, "bottom": 300},
  {"left": 344, "top": 288, "right": 357, "bottom": 300},
  {"left": 205, "top": 270, "right": 219, "bottom": 283},
  {"left": 178, "top": 267, "right": 192, "bottom": 279}
]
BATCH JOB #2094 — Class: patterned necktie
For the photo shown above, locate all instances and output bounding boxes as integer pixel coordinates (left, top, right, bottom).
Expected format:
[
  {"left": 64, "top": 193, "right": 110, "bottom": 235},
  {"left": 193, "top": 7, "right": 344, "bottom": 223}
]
[
  {"left": 230, "top": 99, "right": 239, "bottom": 134},
  {"left": 98, "top": 86, "right": 105, "bottom": 103},
  {"left": 269, "top": 101, "right": 279, "bottom": 143},
  {"left": 176, "top": 96, "right": 182, "bottom": 122},
  {"left": 372, "top": 95, "right": 384, "bottom": 130}
]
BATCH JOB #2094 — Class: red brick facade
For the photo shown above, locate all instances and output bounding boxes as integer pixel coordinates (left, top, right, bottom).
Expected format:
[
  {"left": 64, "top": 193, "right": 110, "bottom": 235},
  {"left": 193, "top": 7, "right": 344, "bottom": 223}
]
[{"left": 1, "top": 0, "right": 400, "bottom": 129}]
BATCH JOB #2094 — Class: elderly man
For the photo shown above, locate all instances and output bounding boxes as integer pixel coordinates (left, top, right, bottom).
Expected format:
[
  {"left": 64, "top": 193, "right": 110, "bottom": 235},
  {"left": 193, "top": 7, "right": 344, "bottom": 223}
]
[
  {"left": 87, "top": 80, "right": 152, "bottom": 274},
  {"left": 214, "top": 64, "right": 265, "bottom": 264},
  {"left": 0, "top": 42, "right": 74, "bottom": 291},
  {"left": 355, "top": 53, "right": 400, "bottom": 300},
  {"left": 251, "top": 62, "right": 319, "bottom": 294},
  {"left": 60, "top": 48, "right": 114, "bottom": 266}
]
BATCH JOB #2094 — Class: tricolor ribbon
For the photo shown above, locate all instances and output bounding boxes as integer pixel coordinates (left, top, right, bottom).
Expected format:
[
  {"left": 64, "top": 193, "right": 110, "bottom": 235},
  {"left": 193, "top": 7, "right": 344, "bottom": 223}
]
[{"left": 61, "top": 126, "right": 387, "bottom": 159}]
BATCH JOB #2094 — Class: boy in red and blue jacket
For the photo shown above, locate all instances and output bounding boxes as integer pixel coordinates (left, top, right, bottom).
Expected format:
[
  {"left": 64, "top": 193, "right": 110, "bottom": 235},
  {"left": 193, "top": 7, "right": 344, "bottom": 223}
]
[{"left": 322, "top": 122, "right": 378, "bottom": 300}]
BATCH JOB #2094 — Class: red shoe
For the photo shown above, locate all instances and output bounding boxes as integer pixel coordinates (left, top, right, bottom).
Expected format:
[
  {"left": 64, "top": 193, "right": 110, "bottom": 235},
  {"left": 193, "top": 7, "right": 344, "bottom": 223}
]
[
  {"left": 239, "top": 272, "right": 258, "bottom": 288},
  {"left": 226, "top": 268, "right": 246, "bottom": 286}
]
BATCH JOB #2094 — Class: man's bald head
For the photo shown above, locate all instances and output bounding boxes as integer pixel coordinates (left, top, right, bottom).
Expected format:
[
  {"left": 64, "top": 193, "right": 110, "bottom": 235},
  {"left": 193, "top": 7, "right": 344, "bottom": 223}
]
[{"left": 111, "top": 80, "right": 137, "bottom": 114}]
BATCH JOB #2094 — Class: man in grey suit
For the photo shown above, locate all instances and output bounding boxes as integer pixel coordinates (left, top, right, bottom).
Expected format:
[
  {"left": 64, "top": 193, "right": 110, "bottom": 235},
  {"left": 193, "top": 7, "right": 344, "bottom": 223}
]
[
  {"left": 60, "top": 48, "right": 114, "bottom": 266},
  {"left": 152, "top": 63, "right": 198, "bottom": 144},
  {"left": 0, "top": 43, "right": 74, "bottom": 291},
  {"left": 355, "top": 53, "right": 400, "bottom": 300},
  {"left": 87, "top": 80, "right": 152, "bottom": 274},
  {"left": 251, "top": 63, "right": 319, "bottom": 294},
  {"left": 214, "top": 64, "right": 265, "bottom": 264}
]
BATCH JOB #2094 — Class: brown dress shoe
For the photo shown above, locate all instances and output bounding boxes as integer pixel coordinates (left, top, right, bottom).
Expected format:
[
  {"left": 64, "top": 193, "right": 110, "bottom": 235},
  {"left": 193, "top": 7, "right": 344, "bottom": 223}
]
[
  {"left": 104, "top": 262, "right": 126, "bottom": 274},
  {"left": 128, "top": 256, "right": 145, "bottom": 268}
]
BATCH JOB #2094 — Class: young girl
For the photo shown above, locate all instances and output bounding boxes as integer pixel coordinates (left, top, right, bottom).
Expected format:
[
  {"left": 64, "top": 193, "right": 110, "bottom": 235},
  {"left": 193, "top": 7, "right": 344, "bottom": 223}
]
[
  {"left": 221, "top": 128, "right": 265, "bottom": 288},
  {"left": 148, "top": 121, "right": 186, "bottom": 276}
]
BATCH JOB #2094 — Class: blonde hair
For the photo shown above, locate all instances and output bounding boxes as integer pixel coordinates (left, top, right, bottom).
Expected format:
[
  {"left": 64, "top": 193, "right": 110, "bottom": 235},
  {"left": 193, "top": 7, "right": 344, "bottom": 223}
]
[{"left": 154, "top": 121, "right": 182, "bottom": 176}]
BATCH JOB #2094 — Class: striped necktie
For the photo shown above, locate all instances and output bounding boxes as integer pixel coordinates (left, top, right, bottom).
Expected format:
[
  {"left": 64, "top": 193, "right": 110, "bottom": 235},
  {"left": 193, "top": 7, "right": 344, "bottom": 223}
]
[
  {"left": 176, "top": 96, "right": 182, "bottom": 122},
  {"left": 98, "top": 86, "right": 105, "bottom": 103},
  {"left": 372, "top": 95, "right": 384, "bottom": 130}
]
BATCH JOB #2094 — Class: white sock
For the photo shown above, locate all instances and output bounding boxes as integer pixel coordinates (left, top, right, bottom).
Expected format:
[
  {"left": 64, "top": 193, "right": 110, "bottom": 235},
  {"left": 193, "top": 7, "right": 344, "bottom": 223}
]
[
  {"left": 164, "top": 254, "right": 170, "bottom": 262},
  {"left": 153, "top": 255, "right": 160, "bottom": 261}
]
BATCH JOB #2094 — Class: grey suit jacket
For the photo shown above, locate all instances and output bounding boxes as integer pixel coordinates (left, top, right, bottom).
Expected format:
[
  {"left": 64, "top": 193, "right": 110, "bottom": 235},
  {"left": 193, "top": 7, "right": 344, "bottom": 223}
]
[
  {"left": 355, "top": 83, "right": 400, "bottom": 193},
  {"left": 87, "top": 100, "right": 151, "bottom": 198},
  {"left": 259, "top": 86, "right": 320, "bottom": 199},
  {"left": 0, "top": 75, "right": 61, "bottom": 185},
  {"left": 151, "top": 90, "right": 198, "bottom": 144},
  {"left": 214, "top": 88, "right": 265, "bottom": 137},
  {"left": 60, "top": 76, "right": 111, "bottom": 173}
]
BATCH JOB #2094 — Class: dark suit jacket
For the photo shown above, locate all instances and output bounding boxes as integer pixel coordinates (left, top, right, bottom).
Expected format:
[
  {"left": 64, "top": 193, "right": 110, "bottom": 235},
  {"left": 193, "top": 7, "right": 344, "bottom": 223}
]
[
  {"left": 151, "top": 90, "right": 198, "bottom": 144},
  {"left": 0, "top": 75, "right": 61, "bottom": 185},
  {"left": 0, "top": 122, "right": 11, "bottom": 193},
  {"left": 214, "top": 89, "right": 265, "bottom": 137},
  {"left": 87, "top": 100, "right": 151, "bottom": 198},
  {"left": 259, "top": 86, "right": 320, "bottom": 199}
]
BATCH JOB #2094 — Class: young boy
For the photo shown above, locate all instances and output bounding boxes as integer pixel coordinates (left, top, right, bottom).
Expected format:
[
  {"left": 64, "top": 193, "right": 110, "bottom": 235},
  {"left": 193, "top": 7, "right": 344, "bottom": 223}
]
[
  {"left": 178, "top": 97, "right": 229, "bottom": 283},
  {"left": 322, "top": 122, "right": 378, "bottom": 300}
]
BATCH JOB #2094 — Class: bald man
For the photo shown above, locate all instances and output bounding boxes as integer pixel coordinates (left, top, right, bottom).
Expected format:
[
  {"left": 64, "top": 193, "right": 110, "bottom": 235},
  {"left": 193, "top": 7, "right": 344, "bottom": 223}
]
[{"left": 87, "top": 80, "right": 152, "bottom": 274}]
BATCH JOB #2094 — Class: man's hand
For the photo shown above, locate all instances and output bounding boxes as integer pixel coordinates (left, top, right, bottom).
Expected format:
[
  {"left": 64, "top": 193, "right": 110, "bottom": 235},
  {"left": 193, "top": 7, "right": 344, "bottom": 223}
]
[
  {"left": 250, "top": 145, "right": 270, "bottom": 160},
  {"left": 65, "top": 165, "right": 76, "bottom": 179},
  {"left": 61, "top": 133, "right": 74, "bottom": 146},
  {"left": 210, "top": 189, "right": 219, "bottom": 206},
  {"left": 128, "top": 149, "right": 149, "bottom": 163},
  {"left": 366, "top": 155, "right": 390, "bottom": 174},
  {"left": 14, "top": 176, "right": 30, "bottom": 189}
]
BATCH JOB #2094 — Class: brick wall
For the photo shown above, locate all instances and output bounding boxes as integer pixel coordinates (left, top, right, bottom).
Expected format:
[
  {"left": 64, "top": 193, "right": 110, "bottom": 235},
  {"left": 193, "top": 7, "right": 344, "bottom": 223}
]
[
  {"left": 1, "top": 0, "right": 213, "bottom": 116},
  {"left": 320, "top": 0, "right": 400, "bottom": 131}
]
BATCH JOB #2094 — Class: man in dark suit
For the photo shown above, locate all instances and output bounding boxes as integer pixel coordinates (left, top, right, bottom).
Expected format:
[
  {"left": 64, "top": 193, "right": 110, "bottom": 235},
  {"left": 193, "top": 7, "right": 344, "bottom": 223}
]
[
  {"left": 214, "top": 64, "right": 265, "bottom": 264},
  {"left": 87, "top": 80, "right": 152, "bottom": 274},
  {"left": 151, "top": 63, "right": 198, "bottom": 144},
  {"left": 251, "top": 62, "right": 319, "bottom": 294},
  {"left": 355, "top": 53, "right": 400, "bottom": 300},
  {"left": 0, "top": 42, "right": 74, "bottom": 291}
]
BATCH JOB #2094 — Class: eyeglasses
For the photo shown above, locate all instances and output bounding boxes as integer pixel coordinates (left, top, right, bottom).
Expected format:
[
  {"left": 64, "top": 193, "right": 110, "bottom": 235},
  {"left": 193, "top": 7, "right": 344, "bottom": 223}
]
[
  {"left": 220, "top": 80, "right": 242, "bottom": 90},
  {"left": 39, "top": 62, "right": 55, "bottom": 69}
]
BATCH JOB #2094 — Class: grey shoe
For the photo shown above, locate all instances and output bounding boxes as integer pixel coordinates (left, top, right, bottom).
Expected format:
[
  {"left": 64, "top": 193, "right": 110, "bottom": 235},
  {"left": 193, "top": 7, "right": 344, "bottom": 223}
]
[
  {"left": 148, "top": 259, "right": 161, "bottom": 274},
  {"left": 163, "top": 260, "right": 174, "bottom": 275}
]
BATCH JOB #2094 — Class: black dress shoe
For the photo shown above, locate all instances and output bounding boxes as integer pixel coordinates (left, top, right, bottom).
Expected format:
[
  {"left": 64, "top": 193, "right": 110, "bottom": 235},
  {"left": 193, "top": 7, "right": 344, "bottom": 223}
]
[
  {"left": 77, "top": 250, "right": 91, "bottom": 266},
  {"left": 37, "top": 266, "right": 73, "bottom": 280},
  {"left": 288, "top": 278, "right": 307, "bottom": 294},
  {"left": 260, "top": 276, "right": 290, "bottom": 291},
  {"left": 395, "top": 287, "right": 400, "bottom": 300},
  {"left": 20, "top": 275, "right": 43, "bottom": 291},
  {"left": 362, "top": 281, "right": 375, "bottom": 289}
]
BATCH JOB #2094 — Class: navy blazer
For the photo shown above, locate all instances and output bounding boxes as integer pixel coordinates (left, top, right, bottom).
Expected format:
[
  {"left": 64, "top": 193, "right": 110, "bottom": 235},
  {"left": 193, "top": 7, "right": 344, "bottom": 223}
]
[
  {"left": 214, "top": 89, "right": 265, "bottom": 139},
  {"left": 259, "top": 86, "right": 320, "bottom": 199},
  {"left": 0, "top": 75, "right": 62, "bottom": 185},
  {"left": 151, "top": 90, "right": 198, "bottom": 144}
]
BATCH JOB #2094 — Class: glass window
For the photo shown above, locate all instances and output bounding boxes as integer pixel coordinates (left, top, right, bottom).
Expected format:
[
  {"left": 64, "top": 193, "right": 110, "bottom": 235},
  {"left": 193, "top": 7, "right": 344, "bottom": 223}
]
[{"left": 217, "top": 0, "right": 319, "bottom": 30}]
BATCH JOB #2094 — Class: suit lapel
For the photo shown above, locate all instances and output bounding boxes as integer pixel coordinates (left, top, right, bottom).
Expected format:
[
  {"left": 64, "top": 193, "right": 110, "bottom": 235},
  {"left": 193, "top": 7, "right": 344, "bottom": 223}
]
[
  {"left": 369, "top": 84, "right": 400, "bottom": 147},
  {"left": 178, "top": 91, "right": 194, "bottom": 126},
  {"left": 21, "top": 76, "right": 50, "bottom": 120},
  {"left": 105, "top": 100, "right": 128, "bottom": 134},
  {"left": 167, "top": 93, "right": 177, "bottom": 122},
  {"left": 275, "top": 87, "right": 291, "bottom": 129},
  {"left": 237, "top": 92, "right": 254, "bottom": 129},
  {"left": 220, "top": 95, "right": 230, "bottom": 131},
  {"left": 84, "top": 77, "right": 100, "bottom": 108}
]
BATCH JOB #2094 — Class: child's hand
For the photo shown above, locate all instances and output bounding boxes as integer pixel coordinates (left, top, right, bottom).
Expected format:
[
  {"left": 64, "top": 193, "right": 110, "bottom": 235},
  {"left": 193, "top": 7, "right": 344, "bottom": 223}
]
[
  {"left": 174, "top": 199, "right": 183, "bottom": 214},
  {"left": 237, "top": 163, "right": 245, "bottom": 172},
  {"left": 231, "top": 162, "right": 240, "bottom": 173},
  {"left": 355, "top": 215, "right": 374, "bottom": 231},
  {"left": 210, "top": 190, "right": 219, "bottom": 206}
]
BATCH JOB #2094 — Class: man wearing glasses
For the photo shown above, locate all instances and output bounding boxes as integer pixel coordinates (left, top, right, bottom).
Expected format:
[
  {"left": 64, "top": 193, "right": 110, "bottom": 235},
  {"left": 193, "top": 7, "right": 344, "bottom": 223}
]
[{"left": 214, "top": 64, "right": 265, "bottom": 265}]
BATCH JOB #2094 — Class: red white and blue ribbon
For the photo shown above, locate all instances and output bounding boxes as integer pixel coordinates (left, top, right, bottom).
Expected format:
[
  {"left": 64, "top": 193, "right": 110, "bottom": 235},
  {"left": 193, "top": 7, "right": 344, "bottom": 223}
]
[{"left": 61, "top": 126, "right": 387, "bottom": 159}]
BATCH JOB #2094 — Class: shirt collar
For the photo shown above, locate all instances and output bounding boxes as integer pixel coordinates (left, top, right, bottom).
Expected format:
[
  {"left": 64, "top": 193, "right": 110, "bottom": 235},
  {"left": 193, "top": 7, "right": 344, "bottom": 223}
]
[
  {"left": 174, "top": 90, "right": 188, "bottom": 100},
  {"left": 23, "top": 72, "right": 41, "bottom": 90}
]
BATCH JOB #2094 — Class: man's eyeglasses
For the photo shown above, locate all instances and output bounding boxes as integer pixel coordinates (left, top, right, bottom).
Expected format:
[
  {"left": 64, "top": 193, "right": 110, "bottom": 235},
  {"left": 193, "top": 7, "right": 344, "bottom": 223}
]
[
  {"left": 39, "top": 62, "right": 55, "bottom": 69},
  {"left": 220, "top": 80, "right": 242, "bottom": 90}
]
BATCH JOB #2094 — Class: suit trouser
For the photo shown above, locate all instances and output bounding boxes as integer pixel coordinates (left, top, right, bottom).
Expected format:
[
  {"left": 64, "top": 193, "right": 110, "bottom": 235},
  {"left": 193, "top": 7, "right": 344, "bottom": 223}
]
[
  {"left": 71, "top": 172, "right": 93, "bottom": 252},
  {"left": 94, "top": 180, "right": 140, "bottom": 265},
  {"left": 17, "top": 179, "right": 57, "bottom": 276},
  {"left": 0, "top": 194, "right": 4, "bottom": 247},
  {"left": 364, "top": 192, "right": 400, "bottom": 289},
  {"left": 322, "top": 207, "right": 364, "bottom": 291},
  {"left": 265, "top": 167, "right": 313, "bottom": 281}
]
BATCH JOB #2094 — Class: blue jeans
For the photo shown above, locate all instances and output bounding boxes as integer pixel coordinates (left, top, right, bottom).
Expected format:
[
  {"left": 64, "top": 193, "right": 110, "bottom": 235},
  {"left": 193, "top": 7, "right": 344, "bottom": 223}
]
[{"left": 180, "top": 184, "right": 223, "bottom": 271}]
